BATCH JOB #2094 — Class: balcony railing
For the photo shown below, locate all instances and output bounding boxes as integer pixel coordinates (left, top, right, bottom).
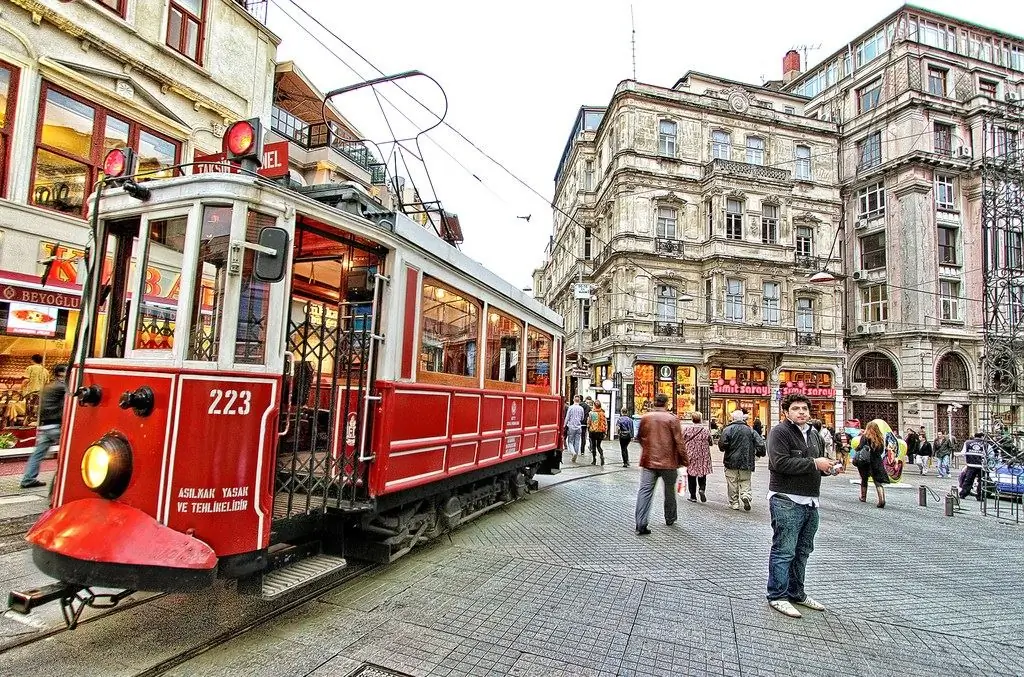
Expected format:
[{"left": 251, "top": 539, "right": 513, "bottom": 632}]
[
  {"left": 654, "top": 238, "right": 684, "bottom": 256},
  {"left": 796, "top": 331, "right": 821, "bottom": 346},
  {"left": 590, "top": 328, "right": 600, "bottom": 342},
  {"left": 794, "top": 254, "right": 824, "bottom": 270},
  {"left": 654, "top": 321, "right": 685, "bottom": 337},
  {"left": 600, "top": 323, "right": 611, "bottom": 339},
  {"left": 271, "top": 106, "right": 387, "bottom": 184},
  {"left": 703, "top": 158, "right": 790, "bottom": 182}
]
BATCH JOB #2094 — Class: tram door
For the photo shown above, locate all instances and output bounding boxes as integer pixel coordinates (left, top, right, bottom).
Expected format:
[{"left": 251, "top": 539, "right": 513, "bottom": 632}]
[{"left": 273, "top": 225, "right": 386, "bottom": 521}]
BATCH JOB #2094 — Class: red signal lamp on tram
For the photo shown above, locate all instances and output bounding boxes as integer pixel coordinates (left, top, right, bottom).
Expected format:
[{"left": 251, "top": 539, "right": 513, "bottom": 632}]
[
  {"left": 223, "top": 118, "right": 264, "bottom": 173},
  {"left": 102, "top": 147, "right": 151, "bottom": 200}
]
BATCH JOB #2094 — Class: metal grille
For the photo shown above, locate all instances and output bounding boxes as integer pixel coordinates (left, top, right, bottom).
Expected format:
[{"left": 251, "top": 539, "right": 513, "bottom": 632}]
[{"left": 852, "top": 400, "right": 899, "bottom": 430}]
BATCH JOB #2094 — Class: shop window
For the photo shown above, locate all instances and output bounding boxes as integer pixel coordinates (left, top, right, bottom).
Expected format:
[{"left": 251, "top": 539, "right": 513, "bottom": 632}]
[
  {"left": 419, "top": 279, "right": 479, "bottom": 379},
  {"left": 167, "top": 0, "right": 206, "bottom": 64},
  {"left": 853, "top": 352, "right": 898, "bottom": 390},
  {"left": 0, "top": 61, "right": 19, "bottom": 197},
  {"left": 187, "top": 205, "right": 231, "bottom": 361},
  {"left": 32, "top": 84, "right": 181, "bottom": 217},
  {"left": 936, "top": 353, "right": 969, "bottom": 390},
  {"left": 134, "top": 215, "right": 187, "bottom": 351},
  {"left": 526, "top": 327, "right": 552, "bottom": 391},
  {"left": 485, "top": 309, "right": 522, "bottom": 385}
]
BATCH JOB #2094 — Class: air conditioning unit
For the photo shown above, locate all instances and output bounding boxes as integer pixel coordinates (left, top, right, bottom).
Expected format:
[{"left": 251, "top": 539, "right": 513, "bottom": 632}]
[
  {"left": 856, "top": 324, "right": 869, "bottom": 334},
  {"left": 852, "top": 270, "right": 864, "bottom": 281},
  {"left": 958, "top": 146, "right": 972, "bottom": 158},
  {"left": 854, "top": 219, "right": 866, "bottom": 229},
  {"left": 851, "top": 382, "right": 868, "bottom": 396},
  {"left": 1007, "top": 91, "right": 1020, "bottom": 102}
]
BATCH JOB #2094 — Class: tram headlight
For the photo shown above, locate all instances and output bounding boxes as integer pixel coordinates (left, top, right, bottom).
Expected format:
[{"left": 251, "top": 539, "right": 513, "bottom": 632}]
[{"left": 81, "top": 434, "right": 132, "bottom": 499}]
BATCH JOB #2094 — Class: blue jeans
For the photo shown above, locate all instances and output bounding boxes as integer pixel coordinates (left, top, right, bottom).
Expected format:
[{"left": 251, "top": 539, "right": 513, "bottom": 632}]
[
  {"left": 937, "top": 455, "right": 950, "bottom": 477},
  {"left": 566, "top": 427, "right": 582, "bottom": 455},
  {"left": 766, "top": 495, "right": 819, "bottom": 602},
  {"left": 22, "top": 424, "right": 60, "bottom": 487}
]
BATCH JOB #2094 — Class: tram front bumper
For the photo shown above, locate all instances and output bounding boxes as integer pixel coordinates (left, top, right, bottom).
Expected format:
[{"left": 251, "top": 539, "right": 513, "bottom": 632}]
[{"left": 26, "top": 498, "right": 218, "bottom": 592}]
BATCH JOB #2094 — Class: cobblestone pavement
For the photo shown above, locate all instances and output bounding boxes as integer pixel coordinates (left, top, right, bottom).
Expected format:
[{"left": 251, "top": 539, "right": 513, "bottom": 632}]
[{"left": 2, "top": 447, "right": 1022, "bottom": 676}]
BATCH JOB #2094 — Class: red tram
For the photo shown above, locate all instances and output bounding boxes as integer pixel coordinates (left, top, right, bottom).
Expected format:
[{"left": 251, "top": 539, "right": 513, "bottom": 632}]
[{"left": 12, "top": 128, "right": 564, "bottom": 614}]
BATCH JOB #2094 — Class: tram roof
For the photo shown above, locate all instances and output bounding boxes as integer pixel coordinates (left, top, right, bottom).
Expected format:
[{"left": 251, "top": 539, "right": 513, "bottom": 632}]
[{"left": 96, "top": 173, "right": 564, "bottom": 333}]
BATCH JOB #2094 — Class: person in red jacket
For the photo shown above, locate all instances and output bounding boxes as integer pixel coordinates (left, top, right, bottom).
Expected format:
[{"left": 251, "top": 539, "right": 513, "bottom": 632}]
[{"left": 633, "top": 393, "right": 688, "bottom": 535}]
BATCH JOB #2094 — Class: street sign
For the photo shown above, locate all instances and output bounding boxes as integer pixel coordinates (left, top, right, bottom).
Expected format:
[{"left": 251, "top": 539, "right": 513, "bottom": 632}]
[
  {"left": 569, "top": 368, "right": 590, "bottom": 378},
  {"left": 573, "top": 283, "right": 593, "bottom": 300}
]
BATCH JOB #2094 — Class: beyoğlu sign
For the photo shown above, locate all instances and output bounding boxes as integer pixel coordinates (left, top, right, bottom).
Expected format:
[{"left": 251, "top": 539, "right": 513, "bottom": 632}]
[
  {"left": 782, "top": 381, "right": 836, "bottom": 398},
  {"left": 712, "top": 378, "right": 770, "bottom": 397},
  {"left": 0, "top": 283, "right": 81, "bottom": 310}
]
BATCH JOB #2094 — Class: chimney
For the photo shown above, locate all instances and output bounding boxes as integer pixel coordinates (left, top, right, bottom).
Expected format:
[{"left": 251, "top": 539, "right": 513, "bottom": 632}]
[{"left": 783, "top": 50, "right": 802, "bottom": 84}]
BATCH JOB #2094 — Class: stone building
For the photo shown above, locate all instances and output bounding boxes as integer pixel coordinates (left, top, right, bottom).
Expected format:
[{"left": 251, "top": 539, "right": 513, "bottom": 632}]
[
  {"left": 537, "top": 73, "right": 844, "bottom": 429},
  {"left": 782, "top": 5, "right": 1024, "bottom": 438}
]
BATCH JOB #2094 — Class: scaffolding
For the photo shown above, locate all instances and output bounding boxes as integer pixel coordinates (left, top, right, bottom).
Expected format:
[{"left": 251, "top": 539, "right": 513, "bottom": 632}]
[{"left": 980, "top": 97, "right": 1024, "bottom": 522}]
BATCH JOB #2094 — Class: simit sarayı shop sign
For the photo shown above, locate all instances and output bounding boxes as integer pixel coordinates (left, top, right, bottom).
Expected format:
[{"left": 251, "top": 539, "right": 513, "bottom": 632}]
[
  {"left": 781, "top": 381, "right": 836, "bottom": 398},
  {"left": 712, "top": 378, "right": 770, "bottom": 396}
]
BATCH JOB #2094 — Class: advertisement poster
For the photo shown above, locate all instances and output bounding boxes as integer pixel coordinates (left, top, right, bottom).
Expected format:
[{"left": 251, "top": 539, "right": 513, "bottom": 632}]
[{"left": 6, "top": 302, "right": 59, "bottom": 337}]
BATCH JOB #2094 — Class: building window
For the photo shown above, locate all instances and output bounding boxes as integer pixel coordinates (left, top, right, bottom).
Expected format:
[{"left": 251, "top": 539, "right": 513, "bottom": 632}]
[
  {"left": 796, "top": 226, "right": 813, "bottom": 257},
  {"left": 934, "top": 122, "right": 953, "bottom": 156},
  {"left": 796, "top": 298, "right": 814, "bottom": 333},
  {"left": 583, "top": 160, "right": 594, "bottom": 191},
  {"left": 583, "top": 226, "right": 592, "bottom": 260},
  {"left": 659, "top": 120, "right": 677, "bottom": 157},
  {"left": 32, "top": 84, "right": 181, "bottom": 217},
  {"left": 784, "top": 106, "right": 796, "bottom": 114},
  {"left": 725, "top": 199, "right": 743, "bottom": 240},
  {"left": 927, "top": 67, "right": 947, "bottom": 96},
  {"left": 938, "top": 226, "right": 958, "bottom": 265},
  {"left": 167, "top": 0, "right": 206, "bottom": 63},
  {"left": 712, "top": 130, "right": 730, "bottom": 160},
  {"left": 940, "top": 280, "right": 961, "bottom": 321},
  {"left": 746, "top": 137, "right": 765, "bottom": 165},
  {"left": 656, "top": 206, "right": 677, "bottom": 239},
  {"left": 420, "top": 280, "right": 480, "bottom": 378},
  {"left": 657, "top": 285, "right": 677, "bottom": 321},
  {"left": 1006, "top": 231, "right": 1023, "bottom": 270},
  {"left": 485, "top": 310, "right": 522, "bottom": 384},
  {"left": 761, "top": 204, "right": 779, "bottom": 244},
  {"left": 94, "top": 0, "right": 127, "bottom": 15},
  {"left": 704, "top": 278, "right": 713, "bottom": 321},
  {"left": 988, "top": 126, "right": 1019, "bottom": 157},
  {"left": 860, "top": 231, "right": 886, "bottom": 270},
  {"left": 725, "top": 278, "right": 744, "bottom": 321},
  {"left": 979, "top": 79, "right": 998, "bottom": 98},
  {"left": 795, "top": 145, "right": 811, "bottom": 180},
  {"left": 860, "top": 284, "right": 889, "bottom": 323},
  {"left": 935, "top": 174, "right": 955, "bottom": 210},
  {"left": 856, "top": 30, "right": 886, "bottom": 68},
  {"left": 0, "top": 61, "right": 19, "bottom": 198},
  {"left": 762, "top": 282, "right": 780, "bottom": 325},
  {"left": 857, "top": 181, "right": 886, "bottom": 218},
  {"left": 857, "top": 80, "right": 882, "bottom": 114},
  {"left": 858, "top": 132, "right": 881, "bottom": 169},
  {"left": 936, "top": 353, "right": 969, "bottom": 390},
  {"left": 705, "top": 197, "right": 714, "bottom": 237},
  {"left": 581, "top": 299, "right": 591, "bottom": 330},
  {"left": 854, "top": 352, "right": 898, "bottom": 390}
]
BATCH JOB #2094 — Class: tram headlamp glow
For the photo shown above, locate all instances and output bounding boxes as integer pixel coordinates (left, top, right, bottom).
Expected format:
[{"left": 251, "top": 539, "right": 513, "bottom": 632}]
[{"left": 81, "top": 434, "right": 132, "bottom": 499}]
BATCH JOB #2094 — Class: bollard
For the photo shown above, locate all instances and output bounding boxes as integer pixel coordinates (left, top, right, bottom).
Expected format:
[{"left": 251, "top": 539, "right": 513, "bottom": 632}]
[
  {"left": 918, "top": 485, "right": 927, "bottom": 507},
  {"left": 944, "top": 494, "right": 954, "bottom": 517}
]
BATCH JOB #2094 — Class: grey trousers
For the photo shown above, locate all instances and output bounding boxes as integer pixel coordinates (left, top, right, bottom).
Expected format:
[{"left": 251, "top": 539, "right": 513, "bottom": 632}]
[{"left": 635, "top": 468, "right": 679, "bottom": 529}]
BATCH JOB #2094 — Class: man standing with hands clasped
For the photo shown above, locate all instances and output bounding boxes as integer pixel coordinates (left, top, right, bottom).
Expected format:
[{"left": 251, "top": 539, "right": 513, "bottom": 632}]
[{"left": 765, "top": 393, "right": 843, "bottom": 618}]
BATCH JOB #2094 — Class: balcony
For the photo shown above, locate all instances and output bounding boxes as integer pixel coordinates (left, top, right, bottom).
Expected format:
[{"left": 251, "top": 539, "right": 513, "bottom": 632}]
[
  {"left": 654, "top": 238, "right": 684, "bottom": 257},
  {"left": 794, "top": 254, "right": 827, "bottom": 270},
  {"left": 703, "top": 158, "right": 790, "bottom": 182},
  {"left": 654, "top": 321, "right": 685, "bottom": 337},
  {"left": 271, "top": 106, "right": 386, "bottom": 184},
  {"left": 590, "top": 327, "right": 600, "bottom": 342},
  {"left": 796, "top": 332, "right": 822, "bottom": 346}
]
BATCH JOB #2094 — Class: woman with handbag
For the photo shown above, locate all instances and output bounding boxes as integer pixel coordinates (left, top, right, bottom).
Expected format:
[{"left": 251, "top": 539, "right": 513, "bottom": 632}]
[{"left": 853, "top": 420, "right": 890, "bottom": 508}]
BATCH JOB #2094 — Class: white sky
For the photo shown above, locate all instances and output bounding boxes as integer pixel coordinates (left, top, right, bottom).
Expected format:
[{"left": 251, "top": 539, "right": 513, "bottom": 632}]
[{"left": 267, "top": 0, "right": 1021, "bottom": 290}]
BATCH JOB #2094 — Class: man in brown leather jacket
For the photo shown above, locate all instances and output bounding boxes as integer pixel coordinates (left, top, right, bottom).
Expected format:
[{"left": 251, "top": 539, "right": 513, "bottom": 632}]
[{"left": 634, "top": 393, "right": 689, "bottom": 535}]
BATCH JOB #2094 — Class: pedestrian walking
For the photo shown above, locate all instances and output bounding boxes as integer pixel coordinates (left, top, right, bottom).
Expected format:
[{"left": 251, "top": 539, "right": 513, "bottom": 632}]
[
  {"left": 718, "top": 409, "right": 764, "bottom": 511},
  {"left": 933, "top": 431, "right": 954, "bottom": 478},
  {"left": 20, "top": 364, "right": 67, "bottom": 489},
  {"left": 588, "top": 400, "right": 607, "bottom": 466},
  {"left": 835, "top": 429, "right": 852, "bottom": 470},
  {"left": 905, "top": 427, "right": 920, "bottom": 467},
  {"left": 615, "top": 407, "right": 634, "bottom": 467},
  {"left": 765, "top": 393, "right": 843, "bottom": 619},
  {"left": 564, "top": 395, "right": 585, "bottom": 463},
  {"left": 957, "top": 433, "right": 989, "bottom": 501},
  {"left": 753, "top": 417, "right": 764, "bottom": 438},
  {"left": 852, "top": 420, "right": 890, "bottom": 508},
  {"left": 682, "top": 412, "right": 712, "bottom": 503},
  {"left": 581, "top": 397, "right": 593, "bottom": 457},
  {"left": 634, "top": 393, "right": 688, "bottom": 535},
  {"left": 916, "top": 428, "right": 932, "bottom": 475}
]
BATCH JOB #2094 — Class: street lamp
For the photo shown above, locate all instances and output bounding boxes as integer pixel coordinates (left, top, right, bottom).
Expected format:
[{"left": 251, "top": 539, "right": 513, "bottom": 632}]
[{"left": 808, "top": 223, "right": 844, "bottom": 284}]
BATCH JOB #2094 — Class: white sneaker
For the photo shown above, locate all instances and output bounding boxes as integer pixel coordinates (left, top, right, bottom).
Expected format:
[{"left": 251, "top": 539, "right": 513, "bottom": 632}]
[
  {"left": 794, "top": 596, "right": 826, "bottom": 611},
  {"left": 731, "top": 504, "right": 740, "bottom": 510},
  {"left": 768, "top": 600, "right": 802, "bottom": 618}
]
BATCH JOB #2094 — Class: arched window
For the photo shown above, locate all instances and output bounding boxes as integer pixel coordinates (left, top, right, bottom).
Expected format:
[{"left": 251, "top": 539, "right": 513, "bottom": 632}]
[
  {"left": 853, "top": 352, "right": 898, "bottom": 390},
  {"left": 936, "top": 353, "right": 969, "bottom": 391}
]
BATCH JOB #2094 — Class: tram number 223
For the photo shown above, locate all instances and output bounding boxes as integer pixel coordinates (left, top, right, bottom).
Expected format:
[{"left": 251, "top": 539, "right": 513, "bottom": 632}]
[{"left": 208, "top": 389, "right": 252, "bottom": 416}]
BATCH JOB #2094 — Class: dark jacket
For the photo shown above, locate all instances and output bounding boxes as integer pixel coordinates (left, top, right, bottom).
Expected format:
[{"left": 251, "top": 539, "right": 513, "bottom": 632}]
[
  {"left": 905, "top": 432, "right": 920, "bottom": 457},
  {"left": 918, "top": 441, "right": 933, "bottom": 457},
  {"left": 718, "top": 421, "right": 761, "bottom": 471},
  {"left": 38, "top": 379, "right": 67, "bottom": 426},
  {"left": 636, "top": 409, "right": 688, "bottom": 470},
  {"left": 767, "top": 419, "right": 825, "bottom": 498},
  {"left": 934, "top": 438, "right": 955, "bottom": 459}
]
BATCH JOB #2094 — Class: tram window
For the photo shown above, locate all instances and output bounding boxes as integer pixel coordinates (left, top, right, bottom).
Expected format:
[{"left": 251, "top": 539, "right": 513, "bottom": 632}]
[
  {"left": 187, "top": 205, "right": 231, "bottom": 361},
  {"left": 235, "top": 211, "right": 274, "bottom": 364},
  {"left": 133, "top": 216, "right": 187, "bottom": 351},
  {"left": 526, "top": 327, "right": 552, "bottom": 391},
  {"left": 485, "top": 309, "right": 522, "bottom": 384},
  {"left": 91, "top": 218, "right": 140, "bottom": 358},
  {"left": 419, "top": 279, "right": 479, "bottom": 379}
]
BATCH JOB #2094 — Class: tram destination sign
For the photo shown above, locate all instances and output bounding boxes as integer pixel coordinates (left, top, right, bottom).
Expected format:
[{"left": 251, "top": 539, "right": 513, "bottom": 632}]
[{"left": 194, "top": 141, "right": 290, "bottom": 178}]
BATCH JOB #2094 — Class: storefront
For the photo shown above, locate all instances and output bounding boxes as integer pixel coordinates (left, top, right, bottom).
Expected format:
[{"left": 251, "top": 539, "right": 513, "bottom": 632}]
[
  {"left": 633, "top": 363, "right": 696, "bottom": 417},
  {"left": 778, "top": 370, "right": 837, "bottom": 428},
  {"left": 710, "top": 367, "right": 770, "bottom": 427}
]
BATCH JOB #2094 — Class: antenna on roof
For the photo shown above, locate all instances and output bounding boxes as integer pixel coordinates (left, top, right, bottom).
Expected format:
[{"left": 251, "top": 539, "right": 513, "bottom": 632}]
[
  {"left": 630, "top": 4, "right": 637, "bottom": 80},
  {"left": 792, "top": 43, "right": 823, "bottom": 67}
]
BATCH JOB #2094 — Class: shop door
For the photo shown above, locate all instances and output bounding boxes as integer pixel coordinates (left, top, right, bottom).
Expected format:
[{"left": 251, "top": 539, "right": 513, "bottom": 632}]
[{"left": 853, "top": 400, "right": 899, "bottom": 431}]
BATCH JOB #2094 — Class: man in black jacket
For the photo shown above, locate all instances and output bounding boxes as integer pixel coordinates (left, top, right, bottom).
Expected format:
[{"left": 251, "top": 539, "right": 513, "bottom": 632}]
[
  {"left": 765, "top": 393, "right": 840, "bottom": 619},
  {"left": 20, "top": 364, "right": 66, "bottom": 489},
  {"left": 718, "top": 409, "right": 764, "bottom": 511}
]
